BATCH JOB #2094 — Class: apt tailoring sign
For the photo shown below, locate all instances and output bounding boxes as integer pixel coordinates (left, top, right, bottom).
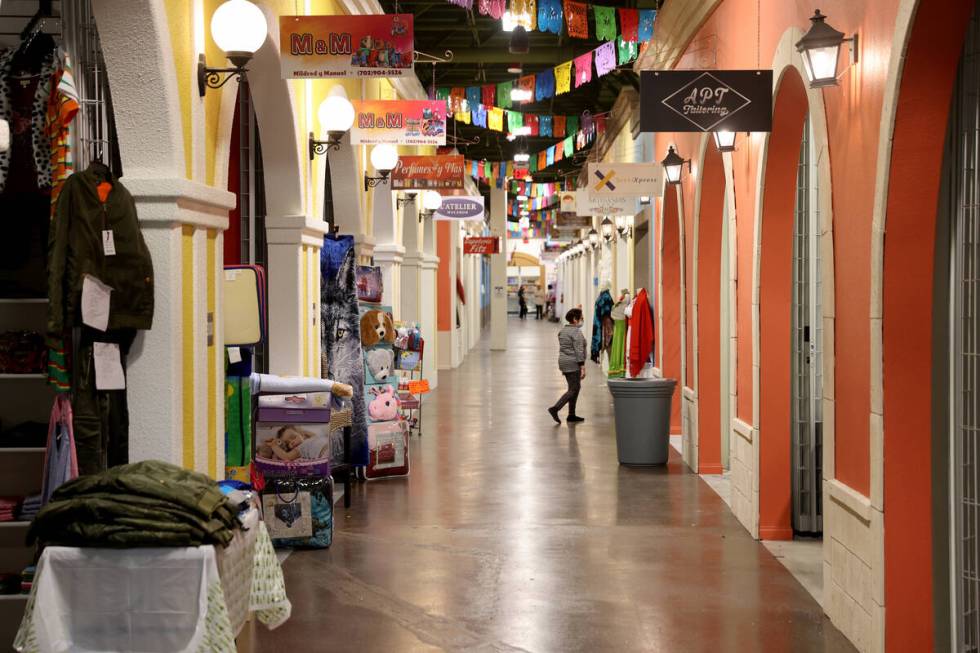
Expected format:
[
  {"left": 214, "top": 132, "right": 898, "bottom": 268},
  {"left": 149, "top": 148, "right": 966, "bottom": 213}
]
[
  {"left": 640, "top": 69, "right": 773, "bottom": 132},
  {"left": 463, "top": 237, "right": 500, "bottom": 254},
  {"left": 434, "top": 196, "right": 485, "bottom": 220},
  {"left": 351, "top": 100, "right": 446, "bottom": 146},
  {"left": 587, "top": 163, "right": 662, "bottom": 198},
  {"left": 280, "top": 15, "right": 414, "bottom": 78},
  {"left": 391, "top": 155, "right": 465, "bottom": 190},
  {"left": 576, "top": 189, "right": 639, "bottom": 217}
]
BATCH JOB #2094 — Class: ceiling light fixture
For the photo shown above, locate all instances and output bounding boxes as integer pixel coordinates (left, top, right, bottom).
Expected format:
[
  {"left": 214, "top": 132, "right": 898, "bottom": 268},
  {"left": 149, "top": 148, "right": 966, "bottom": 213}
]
[
  {"left": 510, "top": 87, "right": 532, "bottom": 103},
  {"left": 509, "top": 24, "right": 529, "bottom": 55}
]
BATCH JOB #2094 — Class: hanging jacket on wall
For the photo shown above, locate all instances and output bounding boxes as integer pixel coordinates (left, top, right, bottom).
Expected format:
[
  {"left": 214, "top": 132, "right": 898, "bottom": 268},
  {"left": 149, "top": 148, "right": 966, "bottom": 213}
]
[
  {"left": 47, "top": 164, "right": 154, "bottom": 334},
  {"left": 591, "top": 289, "right": 614, "bottom": 362},
  {"left": 628, "top": 288, "right": 654, "bottom": 378}
]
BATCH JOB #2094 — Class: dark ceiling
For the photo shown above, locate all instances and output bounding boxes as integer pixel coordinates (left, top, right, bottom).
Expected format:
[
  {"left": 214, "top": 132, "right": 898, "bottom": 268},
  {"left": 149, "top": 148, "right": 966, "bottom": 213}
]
[{"left": 379, "top": 0, "right": 661, "bottom": 184}]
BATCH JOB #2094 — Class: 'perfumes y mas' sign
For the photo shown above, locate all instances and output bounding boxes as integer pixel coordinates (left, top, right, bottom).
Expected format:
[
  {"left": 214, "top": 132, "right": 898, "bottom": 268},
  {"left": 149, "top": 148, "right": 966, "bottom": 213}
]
[
  {"left": 639, "top": 70, "right": 772, "bottom": 133},
  {"left": 280, "top": 15, "right": 414, "bottom": 78}
]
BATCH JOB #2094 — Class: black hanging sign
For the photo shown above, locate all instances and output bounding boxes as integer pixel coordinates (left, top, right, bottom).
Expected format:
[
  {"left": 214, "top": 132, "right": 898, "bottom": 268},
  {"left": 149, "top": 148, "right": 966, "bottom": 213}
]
[{"left": 640, "top": 70, "right": 773, "bottom": 133}]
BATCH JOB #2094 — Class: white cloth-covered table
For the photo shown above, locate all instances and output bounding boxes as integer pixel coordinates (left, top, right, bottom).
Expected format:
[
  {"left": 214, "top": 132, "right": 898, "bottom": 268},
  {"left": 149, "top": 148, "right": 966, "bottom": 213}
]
[
  {"left": 14, "top": 522, "right": 290, "bottom": 653},
  {"left": 216, "top": 507, "right": 260, "bottom": 636}
]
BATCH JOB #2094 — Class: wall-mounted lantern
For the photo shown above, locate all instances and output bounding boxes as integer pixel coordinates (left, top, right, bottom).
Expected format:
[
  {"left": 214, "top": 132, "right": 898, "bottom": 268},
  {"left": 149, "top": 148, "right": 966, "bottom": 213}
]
[{"left": 198, "top": 0, "right": 268, "bottom": 97}]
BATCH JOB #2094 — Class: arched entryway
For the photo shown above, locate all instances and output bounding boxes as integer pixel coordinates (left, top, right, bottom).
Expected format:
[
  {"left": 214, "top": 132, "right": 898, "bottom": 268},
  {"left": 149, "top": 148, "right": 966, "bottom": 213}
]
[
  {"left": 694, "top": 139, "right": 726, "bottom": 475},
  {"left": 659, "top": 186, "right": 684, "bottom": 436},
  {"left": 878, "top": 0, "right": 976, "bottom": 648},
  {"left": 756, "top": 67, "right": 808, "bottom": 540}
]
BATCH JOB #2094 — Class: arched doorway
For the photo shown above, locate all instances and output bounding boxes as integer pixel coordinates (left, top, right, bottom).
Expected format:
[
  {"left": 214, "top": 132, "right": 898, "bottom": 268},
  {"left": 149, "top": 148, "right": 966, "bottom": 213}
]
[
  {"left": 757, "top": 67, "right": 809, "bottom": 540},
  {"left": 659, "top": 187, "right": 683, "bottom": 436},
  {"left": 695, "top": 141, "right": 726, "bottom": 475},
  {"left": 879, "top": 0, "right": 977, "bottom": 648}
]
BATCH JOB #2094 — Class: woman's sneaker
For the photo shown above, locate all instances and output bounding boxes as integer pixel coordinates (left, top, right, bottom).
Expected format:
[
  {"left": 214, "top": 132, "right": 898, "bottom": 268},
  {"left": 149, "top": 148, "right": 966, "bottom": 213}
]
[
  {"left": 548, "top": 407, "right": 561, "bottom": 424},
  {"left": 567, "top": 415, "right": 585, "bottom": 423}
]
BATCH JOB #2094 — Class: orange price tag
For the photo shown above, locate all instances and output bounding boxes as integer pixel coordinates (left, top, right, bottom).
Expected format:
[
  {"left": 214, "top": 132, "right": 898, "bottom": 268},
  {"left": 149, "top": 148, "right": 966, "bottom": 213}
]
[{"left": 408, "top": 379, "right": 430, "bottom": 394}]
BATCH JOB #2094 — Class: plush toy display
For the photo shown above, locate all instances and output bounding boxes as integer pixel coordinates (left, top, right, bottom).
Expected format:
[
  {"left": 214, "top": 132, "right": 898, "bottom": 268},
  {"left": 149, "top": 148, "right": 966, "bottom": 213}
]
[
  {"left": 367, "top": 384, "right": 400, "bottom": 421},
  {"left": 360, "top": 309, "right": 395, "bottom": 346},
  {"left": 365, "top": 348, "right": 394, "bottom": 383}
]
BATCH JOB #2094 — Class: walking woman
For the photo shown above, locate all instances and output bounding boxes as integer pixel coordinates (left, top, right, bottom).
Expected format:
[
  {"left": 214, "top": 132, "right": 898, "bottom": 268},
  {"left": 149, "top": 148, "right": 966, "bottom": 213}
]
[
  {"left": 518, "top": 285, "right": 528, "bottom": 320},
  {"left": 548, "top": 308, "right": 586, "bottom": 424}
]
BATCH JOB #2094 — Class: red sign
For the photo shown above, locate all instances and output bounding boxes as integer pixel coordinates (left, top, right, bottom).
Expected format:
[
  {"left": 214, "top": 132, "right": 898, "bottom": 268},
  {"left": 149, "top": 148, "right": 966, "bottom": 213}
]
[
  {"left": 408, "top": 379, "right": 430, "bottom": 394},
  {"left": 391, "top": 155, "right": 464, "bottom": 190},
  {"left": 464, "top": 237, "right": 500, "bottom": 254}
]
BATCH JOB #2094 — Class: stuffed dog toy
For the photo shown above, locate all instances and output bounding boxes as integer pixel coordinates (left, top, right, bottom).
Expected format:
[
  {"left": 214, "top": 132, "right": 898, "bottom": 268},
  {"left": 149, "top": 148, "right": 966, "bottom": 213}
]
[{"left": 360, "top": 310, "right": 395, "bottom": 346}]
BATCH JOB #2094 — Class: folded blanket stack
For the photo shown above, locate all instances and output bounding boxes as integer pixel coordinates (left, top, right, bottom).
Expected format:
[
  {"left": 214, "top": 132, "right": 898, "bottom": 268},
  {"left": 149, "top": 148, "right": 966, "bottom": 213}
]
[{"left": 28, "top": 460, "right": 241, "bottom": 548}]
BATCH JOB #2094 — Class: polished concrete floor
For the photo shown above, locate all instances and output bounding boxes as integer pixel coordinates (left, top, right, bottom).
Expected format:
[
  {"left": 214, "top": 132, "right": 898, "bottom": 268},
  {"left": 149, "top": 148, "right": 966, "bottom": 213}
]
[{"left": 247, "top": 318, "right": 855, "bottom": 652}]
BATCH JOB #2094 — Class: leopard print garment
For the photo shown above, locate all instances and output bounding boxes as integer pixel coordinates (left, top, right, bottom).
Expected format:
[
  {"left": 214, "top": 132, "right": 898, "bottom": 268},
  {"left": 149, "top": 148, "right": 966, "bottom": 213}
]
[{"left": 0, "top": 47, "right": 58, "bottom": 193}]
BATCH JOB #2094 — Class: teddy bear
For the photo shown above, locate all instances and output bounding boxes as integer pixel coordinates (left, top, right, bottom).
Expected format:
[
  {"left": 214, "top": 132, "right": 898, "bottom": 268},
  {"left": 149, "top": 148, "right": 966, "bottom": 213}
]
[
  {"left": 365, "top": 348, "right": 394, "bottom": 382},
  {"left": 360, "top": 310, "right": 395, "bottom": 346}
]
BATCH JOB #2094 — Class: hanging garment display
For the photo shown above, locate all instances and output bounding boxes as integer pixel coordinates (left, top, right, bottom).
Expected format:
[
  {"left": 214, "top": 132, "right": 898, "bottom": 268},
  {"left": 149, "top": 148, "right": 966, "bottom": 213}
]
[
  {"left": 321, "top": 248, "right": 369, "bottom": 466},
  {"left": 628, "top": 288, "right": 654, "bottom": 378},
  {"left": 591, "top": 288, "right": 614, "bottom": 363},
  {"left": 607, "top": 292, "right": 630, "bottom": 379},
  {"left": 41, "top": 395, "right": 77, "bottom": 505}
]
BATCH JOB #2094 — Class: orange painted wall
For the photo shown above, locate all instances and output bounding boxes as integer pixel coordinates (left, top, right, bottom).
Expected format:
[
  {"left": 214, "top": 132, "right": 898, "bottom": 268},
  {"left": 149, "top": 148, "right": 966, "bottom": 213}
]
[
  {"left": 881, "top": 1, "right": 974, "bottom": 649},
  {"left": 437, "top": 221, "right": 453, "bottom": 331},
  {"left": 758, "top": 69, "right": 808, "bottom": 540},
  {"left": 696, "top": 146, "right": 726, "bottom": 475},
  {"left": 658, "top": 0, "right": 912, "bottom": 496},
  {"left": 660, "top": 192, "right": 683, "bottom": 433}
]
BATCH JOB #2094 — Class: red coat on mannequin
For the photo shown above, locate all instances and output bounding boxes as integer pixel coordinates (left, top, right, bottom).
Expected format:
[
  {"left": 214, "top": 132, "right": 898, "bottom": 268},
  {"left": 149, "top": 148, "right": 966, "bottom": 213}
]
[{"left": 628, "top": 288, "right": 654, "bottom": 377}]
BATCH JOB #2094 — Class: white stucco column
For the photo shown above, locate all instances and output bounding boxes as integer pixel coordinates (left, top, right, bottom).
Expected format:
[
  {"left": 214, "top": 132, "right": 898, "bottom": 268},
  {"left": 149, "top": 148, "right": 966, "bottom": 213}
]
[
  {"left": 490, "top": 187, "right": 508, "bottom": 350},
  {"left": 266, "top": 215, "right": 329, "bottom": 377},
  {"left": 421, "top": 215, "right": 440, "bottom": 387},
  {"left": 372, "top": 188, "right": 403, "bottom": 318},
  {"left": 438, "top": 222, "right": 462, "bottom": 371}
]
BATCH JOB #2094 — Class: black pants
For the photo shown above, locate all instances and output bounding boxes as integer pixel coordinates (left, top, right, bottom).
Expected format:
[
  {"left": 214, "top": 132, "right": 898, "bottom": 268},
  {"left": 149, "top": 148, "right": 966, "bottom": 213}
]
[
  {"left": 519, "top": 302, "right": 528, "bottom": 319},
  {"left": 553, "top": 370, "right": 581, "bottom": 416},
  {"left": 535, "top": 304, "right": 543, "bottom": 319},
  {"left": 73, "top": 327, "right": 134, "bottom": 475}
]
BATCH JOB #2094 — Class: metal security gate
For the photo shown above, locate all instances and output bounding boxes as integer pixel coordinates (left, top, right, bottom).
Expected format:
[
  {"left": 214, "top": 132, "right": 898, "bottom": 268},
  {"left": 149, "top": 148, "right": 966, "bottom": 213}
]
[
  {"left": 948, "top": 6, "right": 980, "bottom": 649},
  {"left": 791, "top": 115, "right": 823, "bottom": 535}
]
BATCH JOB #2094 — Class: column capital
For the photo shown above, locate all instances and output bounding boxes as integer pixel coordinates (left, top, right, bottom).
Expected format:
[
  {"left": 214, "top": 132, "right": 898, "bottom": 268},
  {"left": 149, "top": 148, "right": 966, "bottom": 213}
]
[
  {"left": 374, "top": 243, "right": 406, "bottom": 264},
  {"left": 266, "top": 215, "right": 330, "bottom": 247},
  {"left": 126, "top": 176, "right": 235, "bottom": 230}
]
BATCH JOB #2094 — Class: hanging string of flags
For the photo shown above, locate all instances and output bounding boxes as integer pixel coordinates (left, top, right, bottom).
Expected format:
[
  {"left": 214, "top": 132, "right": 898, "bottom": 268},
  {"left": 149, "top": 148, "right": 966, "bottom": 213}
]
[
  {"left": 444, "top": 0, "right": 656, "bottom": 44},
  {"left": 441, "top": 100, "right": 584, "bottom": 136},
  {"left": 437, "top": 35, "right": 642, "bottom": 114},
  {"left": 464, "top": 111, "right": 605, "bottom": 185}
]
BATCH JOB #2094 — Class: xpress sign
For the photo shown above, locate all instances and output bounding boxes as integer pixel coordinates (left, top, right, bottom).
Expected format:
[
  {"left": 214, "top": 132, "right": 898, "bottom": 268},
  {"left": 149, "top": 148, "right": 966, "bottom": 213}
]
[
  {"left": 587, "top": 163, "right": 662, "bottom": 198},
  {"left": 640, "top": 70, "right": 773, "bottom": 133}
]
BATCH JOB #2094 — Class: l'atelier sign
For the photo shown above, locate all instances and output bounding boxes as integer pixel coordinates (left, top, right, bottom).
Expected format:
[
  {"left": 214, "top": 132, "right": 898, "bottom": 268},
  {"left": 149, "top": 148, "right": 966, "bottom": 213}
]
[{"left": 640, "top": 70, "right": 773, "bottom": 133}]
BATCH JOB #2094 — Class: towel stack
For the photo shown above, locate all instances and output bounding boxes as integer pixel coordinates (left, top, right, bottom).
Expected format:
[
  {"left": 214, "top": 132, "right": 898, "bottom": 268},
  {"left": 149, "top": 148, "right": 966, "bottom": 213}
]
[{"left": 16, "top": 494, "right": 41, "bottom": 521}]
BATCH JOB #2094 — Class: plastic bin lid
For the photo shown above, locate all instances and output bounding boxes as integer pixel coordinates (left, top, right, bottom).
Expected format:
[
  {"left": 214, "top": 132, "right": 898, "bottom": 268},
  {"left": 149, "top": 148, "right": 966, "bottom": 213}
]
[{"left": 607, "top": 378, "right": 677, "bottom": 388}]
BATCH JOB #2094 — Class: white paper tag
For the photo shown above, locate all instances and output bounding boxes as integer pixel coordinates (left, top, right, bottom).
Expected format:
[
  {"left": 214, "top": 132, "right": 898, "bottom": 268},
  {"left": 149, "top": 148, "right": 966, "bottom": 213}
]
[
  {"left": 224, "top": 269, "right": 239, "bottom": 281},
  {"left": 81, "top": 274, "right": 112, "bottom": 332},
  {"left": 102, "top": 230, "right": 116, "bottom": 256},
  {"left": 93, "top": 342, "right": 125, "bottom": 390},
  {"left": 227, "top": 347, "right": 242, "bottom": 364}
]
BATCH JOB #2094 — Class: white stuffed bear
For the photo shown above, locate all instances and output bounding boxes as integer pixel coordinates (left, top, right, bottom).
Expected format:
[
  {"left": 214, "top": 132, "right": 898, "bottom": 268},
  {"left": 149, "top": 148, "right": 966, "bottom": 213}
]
[{"left": 365, "top": 348, "right": 394, "bottom": 382}]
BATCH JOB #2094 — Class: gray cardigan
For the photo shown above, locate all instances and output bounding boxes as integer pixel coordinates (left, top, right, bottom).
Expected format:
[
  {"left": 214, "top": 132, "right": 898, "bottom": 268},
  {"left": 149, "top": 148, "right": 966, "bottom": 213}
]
[{"left": 557, "top": 324, "right": 587, "bottom": 373}]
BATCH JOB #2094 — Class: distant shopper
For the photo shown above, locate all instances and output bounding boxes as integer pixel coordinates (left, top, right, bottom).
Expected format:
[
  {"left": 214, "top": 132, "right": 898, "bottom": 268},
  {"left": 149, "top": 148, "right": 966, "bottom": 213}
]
[
  {"left": 518, "top": 285, "right": 528, "bottom": 319},
  {"left": 533, "top": 285, "right": 546, "bottom": 320},
  {"left": 549, "top": 308, "right": 587, "bottom": 424}
]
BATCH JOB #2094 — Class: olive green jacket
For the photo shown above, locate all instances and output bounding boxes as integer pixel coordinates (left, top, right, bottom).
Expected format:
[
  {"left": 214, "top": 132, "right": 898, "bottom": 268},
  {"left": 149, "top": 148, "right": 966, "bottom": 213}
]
[
  {"left": 47, "top": 164, "right": 154, "bottom": 334},
  {"left": 28, "top": 460, "right": 240, "bottom": 548}
]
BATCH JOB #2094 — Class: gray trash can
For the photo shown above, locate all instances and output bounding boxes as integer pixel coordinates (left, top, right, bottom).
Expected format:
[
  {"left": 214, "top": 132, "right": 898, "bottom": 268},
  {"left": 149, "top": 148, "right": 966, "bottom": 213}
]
[{"left": 607, "top": 378, "right": 677, "bottom": 465}]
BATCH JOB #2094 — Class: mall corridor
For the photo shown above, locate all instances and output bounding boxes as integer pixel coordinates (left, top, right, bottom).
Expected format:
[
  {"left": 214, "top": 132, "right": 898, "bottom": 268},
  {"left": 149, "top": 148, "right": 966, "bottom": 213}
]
[{"left": 249, "top": 320, "right": 853, "bottom": 652}]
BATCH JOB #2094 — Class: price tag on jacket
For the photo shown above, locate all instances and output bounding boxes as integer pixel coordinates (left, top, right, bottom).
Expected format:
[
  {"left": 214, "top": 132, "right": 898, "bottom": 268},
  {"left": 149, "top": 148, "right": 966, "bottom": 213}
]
[
  {"left": 102, "top": 230, "right": 116, "bottom": 256},
  {"left": 93, "top": 342, "right": 126, "bottom": 390},
  {"left": 81, "top": 274, "right": 112, "bottom": 332}
]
